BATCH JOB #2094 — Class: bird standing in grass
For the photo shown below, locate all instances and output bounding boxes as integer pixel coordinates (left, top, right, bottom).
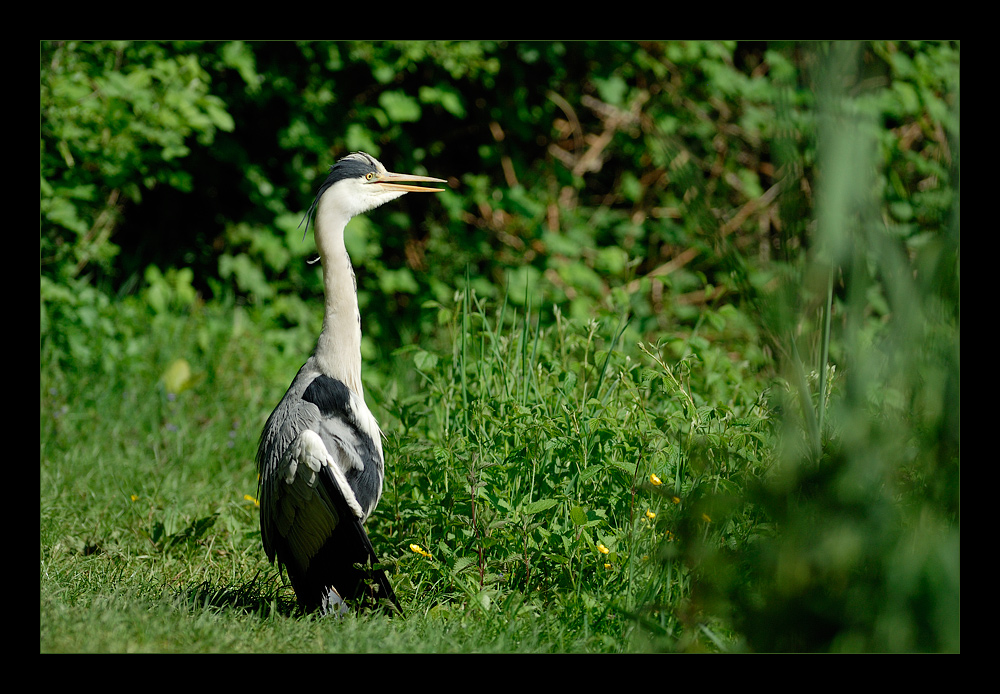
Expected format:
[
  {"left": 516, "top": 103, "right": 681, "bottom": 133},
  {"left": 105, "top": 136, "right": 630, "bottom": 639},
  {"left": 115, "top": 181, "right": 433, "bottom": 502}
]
[{"left": 256, "top": 152, "right": 445, "bottom": 615}]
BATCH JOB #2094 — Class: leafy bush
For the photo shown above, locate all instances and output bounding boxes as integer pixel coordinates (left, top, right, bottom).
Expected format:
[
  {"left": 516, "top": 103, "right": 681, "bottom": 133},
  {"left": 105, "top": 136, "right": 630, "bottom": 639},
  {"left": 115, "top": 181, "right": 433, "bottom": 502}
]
[{"left": 41, "top": 41, "right": 234, "bottom": 285}]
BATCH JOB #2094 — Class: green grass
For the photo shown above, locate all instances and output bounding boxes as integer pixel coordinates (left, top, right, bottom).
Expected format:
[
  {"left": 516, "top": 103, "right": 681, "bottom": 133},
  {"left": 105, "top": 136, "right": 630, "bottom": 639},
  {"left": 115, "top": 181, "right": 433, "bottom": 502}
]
[{"left": 40, "top": 286, "right": 775, "bottom": 652}]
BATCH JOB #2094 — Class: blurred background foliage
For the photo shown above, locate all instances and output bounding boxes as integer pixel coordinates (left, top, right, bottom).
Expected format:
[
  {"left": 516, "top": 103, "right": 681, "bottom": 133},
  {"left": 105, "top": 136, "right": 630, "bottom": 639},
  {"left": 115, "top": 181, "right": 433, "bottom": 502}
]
[{"left": 40, "top": 40, "right": 959, "bottom": 651}]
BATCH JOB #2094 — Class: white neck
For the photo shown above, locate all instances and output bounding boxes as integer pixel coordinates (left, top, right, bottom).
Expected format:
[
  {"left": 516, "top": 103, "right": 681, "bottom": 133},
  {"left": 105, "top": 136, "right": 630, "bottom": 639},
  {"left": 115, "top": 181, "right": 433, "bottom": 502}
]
[{"left": 312, "top": 192, "right": 364, "bottom": 397}]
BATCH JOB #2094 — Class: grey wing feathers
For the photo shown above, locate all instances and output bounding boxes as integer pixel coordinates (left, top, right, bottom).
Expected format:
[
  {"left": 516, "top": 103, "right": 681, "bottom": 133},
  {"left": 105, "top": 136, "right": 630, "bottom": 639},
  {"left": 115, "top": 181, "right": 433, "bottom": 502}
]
[
  {"left": 263, "top": 429, "right": 363, "bottom": 573},
  {"left": 256, "top": 362, "right": 398, "bottom": 614}
]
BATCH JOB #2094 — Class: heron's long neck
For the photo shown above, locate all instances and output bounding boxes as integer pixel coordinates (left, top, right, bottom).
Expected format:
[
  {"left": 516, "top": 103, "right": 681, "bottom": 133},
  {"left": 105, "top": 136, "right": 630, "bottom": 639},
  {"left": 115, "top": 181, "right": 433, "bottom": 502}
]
[{"left": 313, "top": 205, "right": 364, "bottom": 397}]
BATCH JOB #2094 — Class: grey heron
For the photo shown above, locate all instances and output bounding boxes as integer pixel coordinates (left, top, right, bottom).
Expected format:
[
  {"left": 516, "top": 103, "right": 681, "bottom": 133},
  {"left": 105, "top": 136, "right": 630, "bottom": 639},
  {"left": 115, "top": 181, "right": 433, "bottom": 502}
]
[{"left": 256, "top": 152, "right": 445, "bottom": 616}]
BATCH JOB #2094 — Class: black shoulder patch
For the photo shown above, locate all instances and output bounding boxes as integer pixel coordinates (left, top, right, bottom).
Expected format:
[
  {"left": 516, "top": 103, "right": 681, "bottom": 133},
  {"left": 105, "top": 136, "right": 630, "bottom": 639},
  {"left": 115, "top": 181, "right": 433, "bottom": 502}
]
[{"left": 302, "top": 374, "right": 352, "bottom": 418}]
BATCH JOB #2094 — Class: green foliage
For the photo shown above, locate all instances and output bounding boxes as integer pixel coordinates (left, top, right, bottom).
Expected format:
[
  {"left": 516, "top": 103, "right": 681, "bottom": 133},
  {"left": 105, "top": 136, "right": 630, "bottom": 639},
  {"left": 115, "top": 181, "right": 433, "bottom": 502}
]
[
  {"left": 358, "top": 285, "right": 772, "bottom": 648},
  {"left": 40, "top": 41, "right": 959, "bottom": 367},
  {"left": 40, "top": 41, "right": 959, "bottom": 652},
  {"left": 701, "top": 42, "right": 961, "bottom": 653},
  {"left": 40, "top": 41, "right": 234, "bottom": 285},
  {"left": 40, "top": 287, "right": 771, "bottom": 652}
]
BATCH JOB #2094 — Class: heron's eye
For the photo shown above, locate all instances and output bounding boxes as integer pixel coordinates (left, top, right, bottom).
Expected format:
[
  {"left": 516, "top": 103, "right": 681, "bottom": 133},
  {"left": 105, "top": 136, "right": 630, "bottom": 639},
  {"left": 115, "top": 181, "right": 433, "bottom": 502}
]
[{"left": 365, "top": 172, "right": 375, "bottom": 181}]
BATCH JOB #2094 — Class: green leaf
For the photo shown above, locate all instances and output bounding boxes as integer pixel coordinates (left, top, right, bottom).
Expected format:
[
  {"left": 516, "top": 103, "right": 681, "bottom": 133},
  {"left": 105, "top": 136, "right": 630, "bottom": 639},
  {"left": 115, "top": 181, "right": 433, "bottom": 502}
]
[
  {"left": 378, "top": 90, "right": 422, "bottom": 122},
  {"left": 419, "top": 85, "right": 467, "bottom": 118},
  {"left": 523, "top": 498, "right": 558, "bottom": 515},
  {"left": 414, "top": 350, "right": 439, "bottom": 372}
]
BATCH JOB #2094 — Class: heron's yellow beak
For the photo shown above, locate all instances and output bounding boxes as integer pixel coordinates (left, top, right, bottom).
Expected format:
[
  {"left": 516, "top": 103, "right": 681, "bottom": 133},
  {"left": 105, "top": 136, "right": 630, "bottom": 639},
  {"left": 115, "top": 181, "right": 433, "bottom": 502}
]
[{"left": 373, "top": 171, "right": 447, "bottom": 193}]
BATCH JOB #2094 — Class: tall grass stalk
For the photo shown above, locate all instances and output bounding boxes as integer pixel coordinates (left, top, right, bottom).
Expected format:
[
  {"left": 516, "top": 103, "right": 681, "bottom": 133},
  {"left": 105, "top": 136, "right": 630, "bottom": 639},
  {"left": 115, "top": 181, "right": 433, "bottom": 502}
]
[{"left": 732, "top": 41, "right": 960, "bottom": 652}]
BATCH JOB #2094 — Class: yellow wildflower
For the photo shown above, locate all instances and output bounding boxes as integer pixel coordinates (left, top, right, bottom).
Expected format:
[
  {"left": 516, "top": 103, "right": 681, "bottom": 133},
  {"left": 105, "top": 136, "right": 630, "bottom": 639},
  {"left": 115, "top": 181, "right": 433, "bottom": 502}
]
[
  {"left": 597, "top": 543, "right": 610, "bottom": 554},
  {"left": 672, "top": 496, "right": 681, "bottom": 504},
  {"left": 130, "top": 494, "right": 139, "bottom": 502},
  {"left": 645, "top": 509, "right": 656, "bottom": 521},
  {"left": 410, "top": 543, "right": 432, "bottom": 558},
  {"left": 649, "top": 473, "right": 662, "bottom": 486},
  {"left": 604, "top": 563, "right": 613, "bottom": 570}
]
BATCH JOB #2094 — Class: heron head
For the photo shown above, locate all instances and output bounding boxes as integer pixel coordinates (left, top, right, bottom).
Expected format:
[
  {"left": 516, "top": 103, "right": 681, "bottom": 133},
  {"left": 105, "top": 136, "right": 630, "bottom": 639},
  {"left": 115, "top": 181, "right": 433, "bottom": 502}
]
[{"left": 302, "top": 152, "right": 446, "bottom": 238}]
